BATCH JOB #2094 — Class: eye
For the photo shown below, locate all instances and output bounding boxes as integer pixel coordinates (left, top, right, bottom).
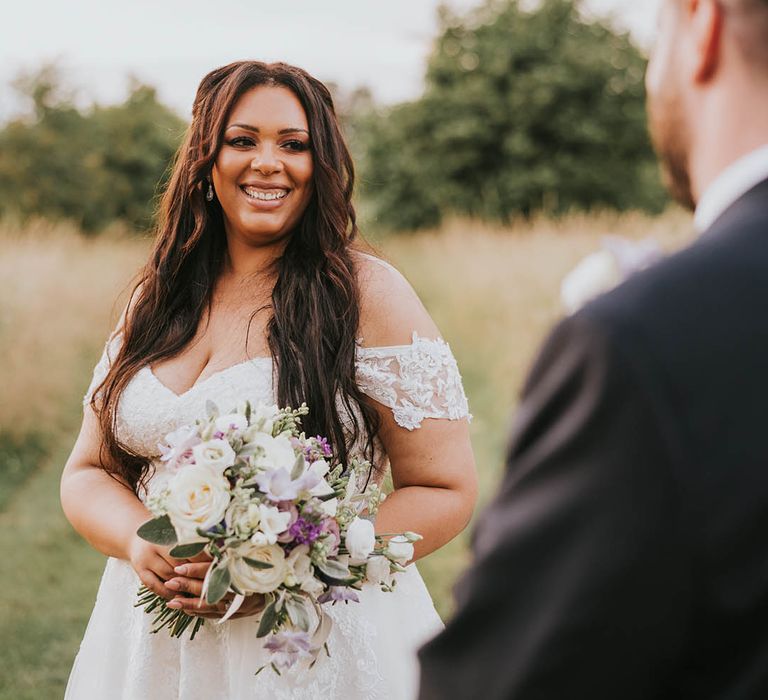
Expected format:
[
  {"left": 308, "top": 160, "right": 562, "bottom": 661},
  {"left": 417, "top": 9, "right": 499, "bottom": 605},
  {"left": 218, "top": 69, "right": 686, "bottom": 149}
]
[
  {"left": 282, "top": 140, "right": 309, "bottom": 152},
  {"left": 227, "top": 136, "right": 255, "bottom": 148}
]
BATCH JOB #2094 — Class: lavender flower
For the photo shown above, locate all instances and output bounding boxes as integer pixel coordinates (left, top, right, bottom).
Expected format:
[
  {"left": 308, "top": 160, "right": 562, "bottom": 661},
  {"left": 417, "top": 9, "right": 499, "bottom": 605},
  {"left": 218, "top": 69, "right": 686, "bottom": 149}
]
[
  {"left": 318, "top": 586, "right": 360, "bottom": 605},
  {"left": 263, "top": 630, "right": 313, "bottom": 671},
  {"left": 255, "top": 468, "right": 321, "bottom": 502}
]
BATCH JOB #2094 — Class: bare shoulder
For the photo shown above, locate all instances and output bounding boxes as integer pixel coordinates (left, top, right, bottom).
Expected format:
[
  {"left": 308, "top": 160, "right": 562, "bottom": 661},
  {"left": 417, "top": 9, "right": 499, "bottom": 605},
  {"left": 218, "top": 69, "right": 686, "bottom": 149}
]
[{"left": 352, "top": 251, "right": 440, "bottom": 347}]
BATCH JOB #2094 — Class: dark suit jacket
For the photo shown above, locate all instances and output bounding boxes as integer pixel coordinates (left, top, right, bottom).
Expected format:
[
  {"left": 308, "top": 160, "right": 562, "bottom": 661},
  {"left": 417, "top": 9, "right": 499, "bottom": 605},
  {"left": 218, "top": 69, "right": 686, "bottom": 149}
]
[{"left": 418, "top": 178, "right": 768, "bottom": 699}]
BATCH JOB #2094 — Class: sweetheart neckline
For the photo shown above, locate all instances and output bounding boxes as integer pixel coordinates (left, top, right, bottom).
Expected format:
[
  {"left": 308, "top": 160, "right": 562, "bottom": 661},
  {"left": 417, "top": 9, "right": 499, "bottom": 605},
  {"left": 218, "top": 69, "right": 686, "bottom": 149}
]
[
  {"left": 143, "top": 356, "right": 272, "bottom": 399},
  {"left": 139, "top": 333, "right": 447, "bottom": 399}
]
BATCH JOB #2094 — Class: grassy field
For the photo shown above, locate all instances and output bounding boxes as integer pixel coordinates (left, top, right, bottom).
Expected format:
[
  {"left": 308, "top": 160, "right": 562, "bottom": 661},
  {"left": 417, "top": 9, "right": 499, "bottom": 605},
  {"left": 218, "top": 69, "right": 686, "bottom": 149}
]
[{"left": 0, "top": 211, "right": 692, "bottom": 698}]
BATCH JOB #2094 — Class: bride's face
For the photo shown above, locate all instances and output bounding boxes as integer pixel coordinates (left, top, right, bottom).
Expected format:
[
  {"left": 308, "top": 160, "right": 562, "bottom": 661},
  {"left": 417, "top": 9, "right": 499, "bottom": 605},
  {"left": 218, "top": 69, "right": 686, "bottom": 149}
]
[{"left": 212, "top": 85, "right": 314, "bottom": 246}]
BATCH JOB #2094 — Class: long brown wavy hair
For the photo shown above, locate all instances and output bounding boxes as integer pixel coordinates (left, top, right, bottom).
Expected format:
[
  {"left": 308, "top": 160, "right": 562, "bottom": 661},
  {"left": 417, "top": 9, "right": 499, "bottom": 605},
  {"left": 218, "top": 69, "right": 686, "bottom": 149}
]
[{"left": 90, "top": 61, "right": 379, "bottom": 495}]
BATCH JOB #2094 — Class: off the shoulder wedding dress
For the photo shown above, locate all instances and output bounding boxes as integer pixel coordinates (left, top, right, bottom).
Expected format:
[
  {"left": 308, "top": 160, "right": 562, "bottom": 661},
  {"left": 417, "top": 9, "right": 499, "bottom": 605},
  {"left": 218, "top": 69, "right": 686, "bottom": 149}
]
[{"left": 65, "top": 326, "right": 470, "bottom": 700}]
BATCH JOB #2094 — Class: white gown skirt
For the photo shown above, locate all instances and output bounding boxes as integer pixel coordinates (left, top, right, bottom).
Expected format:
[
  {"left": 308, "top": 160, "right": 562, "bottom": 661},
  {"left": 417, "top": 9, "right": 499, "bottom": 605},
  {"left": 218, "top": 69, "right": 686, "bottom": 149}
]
[{"left": 65, "top": 557, "right": 443, "bottom": 700}]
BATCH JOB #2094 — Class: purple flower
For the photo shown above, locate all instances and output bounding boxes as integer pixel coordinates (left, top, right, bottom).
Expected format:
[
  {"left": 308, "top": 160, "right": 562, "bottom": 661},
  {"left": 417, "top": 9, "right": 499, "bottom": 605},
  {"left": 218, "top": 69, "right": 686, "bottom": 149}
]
[
  {"left": 213, "top": 430, "right": 225, "bottom": 440},
  {"left": 320, "top": 518, "right": 341, "bottom": 555},
  {"left": 318, "top": 586, "right": 360, "bottom": 605},
  {"left": 158, "top": 425, "right": 201, "bottom": 470},
  {"left": 289, "top": 517, "right": 324, "bottom": 545},
  {"left": 263, "top": 630, "right": 313, "bottom": 671},
  {"left": 303, "top": 435, "right": 333, "bottom": 463}
]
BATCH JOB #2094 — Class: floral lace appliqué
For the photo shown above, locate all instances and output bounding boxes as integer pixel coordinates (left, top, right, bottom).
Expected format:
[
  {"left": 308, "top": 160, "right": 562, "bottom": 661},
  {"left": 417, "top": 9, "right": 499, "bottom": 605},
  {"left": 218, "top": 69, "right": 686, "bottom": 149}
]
[{"left": 355, "top": 332, "right": 471, "bottom": 430}]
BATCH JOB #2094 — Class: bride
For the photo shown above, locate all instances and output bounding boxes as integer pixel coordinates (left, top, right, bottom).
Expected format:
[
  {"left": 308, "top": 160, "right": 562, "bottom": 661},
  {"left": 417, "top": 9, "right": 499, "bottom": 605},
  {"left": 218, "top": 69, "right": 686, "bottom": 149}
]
[{"left": 61, "top": 60, "right": 476, "bottom": 699}]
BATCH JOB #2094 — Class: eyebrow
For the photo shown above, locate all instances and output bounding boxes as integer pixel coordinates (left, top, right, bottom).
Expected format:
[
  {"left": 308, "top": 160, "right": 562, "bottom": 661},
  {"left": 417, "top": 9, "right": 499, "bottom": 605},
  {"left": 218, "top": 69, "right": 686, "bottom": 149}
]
[{"left": 227, "top": 123, "right": 309, "bottom": 136}]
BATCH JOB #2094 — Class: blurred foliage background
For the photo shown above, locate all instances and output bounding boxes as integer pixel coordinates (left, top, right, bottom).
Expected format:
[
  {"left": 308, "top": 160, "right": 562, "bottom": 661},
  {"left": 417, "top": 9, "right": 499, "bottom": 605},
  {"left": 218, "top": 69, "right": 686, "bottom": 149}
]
[
  {"left": 0, "top": 1, "right": 690, "bottom": 697},
  {"left": 0, "top": 0, "right": 666, "bottom": 234}
]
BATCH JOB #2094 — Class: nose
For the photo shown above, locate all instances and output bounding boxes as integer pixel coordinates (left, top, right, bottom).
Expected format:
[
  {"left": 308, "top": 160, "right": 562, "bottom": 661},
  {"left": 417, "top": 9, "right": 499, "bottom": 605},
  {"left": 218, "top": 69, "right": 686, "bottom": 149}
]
[{"left": 250, "top": 144, "right": 283, "bottom": 176}]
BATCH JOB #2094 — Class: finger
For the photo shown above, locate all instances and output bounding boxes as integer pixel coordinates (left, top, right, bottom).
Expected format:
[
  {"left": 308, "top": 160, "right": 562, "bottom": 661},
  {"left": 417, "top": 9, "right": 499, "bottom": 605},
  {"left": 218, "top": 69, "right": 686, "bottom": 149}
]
[
  {"left": 229, "top": 597, "right": 267, "bottom": 619},
  {"left": 165, "top": 576, "right": 203, "bottom": 597},
  {"left": 188, "top": 551, "right": 213, "bottom": 563},
  {"left": 172, "top": 562, "right": 212, "bottom": 580},
  {"left": 151, "top": 555, "right": 176, "bottom": 581},
  {"left": 165, "top": 596, "right": 216, "bottom": 615},
  {"left": 139, "top": 570, "right": 176, "bottom": 600},
  {"left": 166, "top": 596, "right": 225, "bottom": 616}
]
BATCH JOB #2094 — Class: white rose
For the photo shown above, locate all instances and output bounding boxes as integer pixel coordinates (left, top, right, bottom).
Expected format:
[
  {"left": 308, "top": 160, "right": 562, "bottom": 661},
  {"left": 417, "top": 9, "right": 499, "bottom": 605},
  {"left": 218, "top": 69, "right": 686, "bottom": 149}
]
[
  {"left": 560, "top": 250, "right": 622, "bottom": 314},
  {"left": 214, "top": 412, "right": 248, "bottom": 434},
  {"left": 191, "top": 438, "right": 236, "bottom": 473},
  {"left": 249, "top": 433, "right": 296, "bottom": 471},
  {"left": 256, "top": 504, "right": 292, "bottom": 544},
  {"left": 365, "top": 555, "right": 393, "bottom": 587},
  {"left": 230, "top": 543, "right": 287, "bottom": 594},
  {"left": 166, "top": 465, "right": 231, "bottom": 544},
  {"left": 285, "top": 544, "right": 325, "bottom": 596},
  {"left": 345, "top": 517, "right": 376, "bottom": 561},
  {"left": 226, "top": 501, "right": 261, "bottom": 537},
  {"left": 385, "top": 536, "right": 415, "bottom": 564}
]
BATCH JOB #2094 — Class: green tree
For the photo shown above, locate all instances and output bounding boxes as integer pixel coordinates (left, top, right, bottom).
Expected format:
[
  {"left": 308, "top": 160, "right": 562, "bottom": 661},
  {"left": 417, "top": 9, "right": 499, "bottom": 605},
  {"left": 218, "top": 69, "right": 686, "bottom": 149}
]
[
  {"left": 0, "top": 66, "right": 185, "bottom": 232},
  {"left": 358, "top": 0, "right": 667, "bottom": 230}
]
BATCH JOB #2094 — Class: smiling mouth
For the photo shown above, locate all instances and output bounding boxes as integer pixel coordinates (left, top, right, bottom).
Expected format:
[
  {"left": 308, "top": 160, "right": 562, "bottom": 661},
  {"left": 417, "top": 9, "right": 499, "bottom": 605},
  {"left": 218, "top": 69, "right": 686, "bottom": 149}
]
[{"left": 240, "top": 185, "right": 290, "bottom": 202}]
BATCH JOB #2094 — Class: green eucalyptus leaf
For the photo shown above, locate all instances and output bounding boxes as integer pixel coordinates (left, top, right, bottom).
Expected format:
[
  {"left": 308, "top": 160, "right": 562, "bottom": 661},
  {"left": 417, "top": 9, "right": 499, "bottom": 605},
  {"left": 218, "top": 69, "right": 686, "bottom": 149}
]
[
  {"left": 205, "top": 565, "right": 231, "bottom": 605},
  {"left": 316, "top": 558, "right": 351, "bottom": 580},
  {"left": 169, "top": 541, "right": 206, "bottom": 558},
  {"left": 137, "top": 515, "right": 177, "bottom": 546},
  {"left": 290, "top": 453, "right": 306, "bottom": 481},
  {"left": 256, "top": 600, "right": 279, "bottom": 638},
  {"left": 243, "top": 557, "right": 274, "bottom": 570},
  {"left": 285, "top": 596, "right": 311, "bottom": 632}
]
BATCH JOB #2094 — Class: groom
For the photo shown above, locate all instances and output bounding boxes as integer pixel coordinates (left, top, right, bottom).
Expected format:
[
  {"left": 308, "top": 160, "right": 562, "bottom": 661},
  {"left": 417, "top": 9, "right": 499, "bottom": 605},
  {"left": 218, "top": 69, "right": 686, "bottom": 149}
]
[{"left": 419, "top": 0, "right": 768, "bottom": 698}]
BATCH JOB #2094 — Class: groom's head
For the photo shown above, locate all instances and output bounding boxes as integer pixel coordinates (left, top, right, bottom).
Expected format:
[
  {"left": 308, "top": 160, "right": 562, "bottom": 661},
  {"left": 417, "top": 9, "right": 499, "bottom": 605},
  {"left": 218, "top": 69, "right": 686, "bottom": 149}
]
[{"left": 646, "top": 0, "right": 768, "bottom": 210}]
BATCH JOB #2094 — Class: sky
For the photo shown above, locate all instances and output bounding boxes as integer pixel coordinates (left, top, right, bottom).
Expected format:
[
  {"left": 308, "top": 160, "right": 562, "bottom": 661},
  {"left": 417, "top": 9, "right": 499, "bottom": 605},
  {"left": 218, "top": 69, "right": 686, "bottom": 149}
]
[{"left": 1, "top": 0, "right": 659, "bottom": 121}]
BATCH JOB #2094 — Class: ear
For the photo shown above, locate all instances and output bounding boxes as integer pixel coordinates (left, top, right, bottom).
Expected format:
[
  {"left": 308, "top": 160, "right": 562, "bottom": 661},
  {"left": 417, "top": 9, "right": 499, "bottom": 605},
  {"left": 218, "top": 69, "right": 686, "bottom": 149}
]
[{"left": 688, "top": 0, "right": 725, "bottom": 83}]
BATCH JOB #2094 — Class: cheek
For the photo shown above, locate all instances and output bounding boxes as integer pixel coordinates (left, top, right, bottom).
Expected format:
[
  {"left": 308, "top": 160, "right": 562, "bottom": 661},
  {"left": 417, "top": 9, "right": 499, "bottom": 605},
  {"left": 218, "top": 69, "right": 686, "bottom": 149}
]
[
  {"left": 293, "top": 156, "right": 314, "bottom": 193},
  {"left": 647, "top": 36, "right": 673, "bottom": 98},
  {"left": 211, "top": 152, "right": 238, "bottom": 190}
]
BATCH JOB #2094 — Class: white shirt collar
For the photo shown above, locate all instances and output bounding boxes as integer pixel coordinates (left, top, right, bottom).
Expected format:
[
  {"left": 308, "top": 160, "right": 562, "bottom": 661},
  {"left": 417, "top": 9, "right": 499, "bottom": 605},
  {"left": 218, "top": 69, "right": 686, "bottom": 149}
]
[{"left": 694, "top": 144, "right": 768, "bottom": 233}]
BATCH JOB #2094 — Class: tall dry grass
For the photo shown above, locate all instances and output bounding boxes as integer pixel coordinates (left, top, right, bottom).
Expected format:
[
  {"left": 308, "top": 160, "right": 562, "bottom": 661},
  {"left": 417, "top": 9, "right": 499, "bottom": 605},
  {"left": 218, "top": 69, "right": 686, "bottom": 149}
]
[
  {"left": 0, "top": 208, "right": 695, "bottom": 620},
  {"left": 0, "top": 219, "right": 148, "bottom": 439}
]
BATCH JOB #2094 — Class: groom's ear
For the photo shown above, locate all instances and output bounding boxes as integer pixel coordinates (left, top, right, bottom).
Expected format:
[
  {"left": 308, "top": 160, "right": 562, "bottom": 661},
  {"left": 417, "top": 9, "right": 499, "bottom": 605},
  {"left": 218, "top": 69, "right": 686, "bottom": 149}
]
[{"left": 686, "top": 0, "right": 726, "bottom": 84}]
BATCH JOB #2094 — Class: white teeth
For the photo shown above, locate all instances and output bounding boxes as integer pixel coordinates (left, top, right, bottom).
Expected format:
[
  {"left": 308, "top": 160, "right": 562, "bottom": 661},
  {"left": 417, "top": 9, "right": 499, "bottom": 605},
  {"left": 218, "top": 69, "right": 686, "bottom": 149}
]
[{"left": 242, "top": 187, "right": 288, "bottom": 201}]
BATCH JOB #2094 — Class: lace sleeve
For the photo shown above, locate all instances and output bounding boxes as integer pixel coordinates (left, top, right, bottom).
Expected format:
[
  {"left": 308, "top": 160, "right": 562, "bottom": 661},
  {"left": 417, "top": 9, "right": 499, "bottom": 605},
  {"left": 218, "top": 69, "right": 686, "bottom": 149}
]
[
  {"left": 355, "top": 332, "right": 472, "bottom": 430},
  {"left": 83, "top": 327, "right": 123, "bottom": 408}
]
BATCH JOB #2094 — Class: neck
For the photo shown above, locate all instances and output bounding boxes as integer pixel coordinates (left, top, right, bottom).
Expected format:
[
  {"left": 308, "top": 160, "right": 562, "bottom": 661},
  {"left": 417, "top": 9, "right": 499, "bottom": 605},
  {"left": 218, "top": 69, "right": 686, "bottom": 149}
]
[
  {"left": 688, "top": 77, "right": 768, "bottom": 202},
  {"left": 222, "top": 229, "right": 288, "bottom": 280}
]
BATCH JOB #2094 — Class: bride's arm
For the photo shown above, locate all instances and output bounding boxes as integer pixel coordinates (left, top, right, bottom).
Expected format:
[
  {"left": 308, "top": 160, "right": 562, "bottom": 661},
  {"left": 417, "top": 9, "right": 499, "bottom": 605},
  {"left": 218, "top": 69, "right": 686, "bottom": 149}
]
[
  {"left": 61, "top": 407, "right": 150, "bottom": 560},
  {"left": 356, "top": 255, "right": 478, "bottom": 561},
  {"left": 60, "top": 406, "right": 179, "bottom": 599},
  {"left": 371, "top": 410, "right": 476, "bottom": 562}
]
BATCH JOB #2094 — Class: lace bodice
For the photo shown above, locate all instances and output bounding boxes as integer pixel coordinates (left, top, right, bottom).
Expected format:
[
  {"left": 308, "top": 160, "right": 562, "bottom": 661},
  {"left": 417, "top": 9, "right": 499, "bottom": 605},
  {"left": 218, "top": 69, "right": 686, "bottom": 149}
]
[{"left": 84, "top": 328, "right": 470, "bottom": 466}]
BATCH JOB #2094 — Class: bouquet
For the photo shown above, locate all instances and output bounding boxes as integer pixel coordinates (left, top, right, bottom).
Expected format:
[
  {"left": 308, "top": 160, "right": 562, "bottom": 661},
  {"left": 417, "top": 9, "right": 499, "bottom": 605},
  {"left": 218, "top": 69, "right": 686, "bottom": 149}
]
[
  {"left": 134, "top": 400, "right": 420, "bottom": 674},
  {"left": 560, "top": 235, "right": 663, "bottom": 314}
]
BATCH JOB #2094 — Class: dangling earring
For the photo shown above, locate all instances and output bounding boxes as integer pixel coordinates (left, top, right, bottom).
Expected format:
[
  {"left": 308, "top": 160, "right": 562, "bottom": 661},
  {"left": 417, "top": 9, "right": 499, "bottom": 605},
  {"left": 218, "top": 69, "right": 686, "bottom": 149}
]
[{"left": 206, "top": 181, "right": 214, "bottom": 202}]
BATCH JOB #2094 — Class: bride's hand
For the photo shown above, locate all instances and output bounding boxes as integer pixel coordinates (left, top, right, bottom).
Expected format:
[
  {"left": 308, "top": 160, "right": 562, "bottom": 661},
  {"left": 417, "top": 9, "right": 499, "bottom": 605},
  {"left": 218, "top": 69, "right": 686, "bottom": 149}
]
[
  {"left": 126, "top": 533, "right": 182, "bottom": 600},
  {"left": 165, "top": 559, "right": 266, "bottom": 620}
]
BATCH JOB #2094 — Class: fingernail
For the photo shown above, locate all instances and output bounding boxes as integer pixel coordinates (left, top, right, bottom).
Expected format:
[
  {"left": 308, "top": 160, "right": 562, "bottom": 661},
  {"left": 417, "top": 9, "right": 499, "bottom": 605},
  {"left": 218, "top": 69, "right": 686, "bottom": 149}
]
[
  {"left": 174, "top": 565, "right": 187, "bottom": 574},
  {"left": 166, "top": 579, "right": 180, "bottom": 590},
  {"left": 166, "top": 599, "right": 182, "bottom": 609}
]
